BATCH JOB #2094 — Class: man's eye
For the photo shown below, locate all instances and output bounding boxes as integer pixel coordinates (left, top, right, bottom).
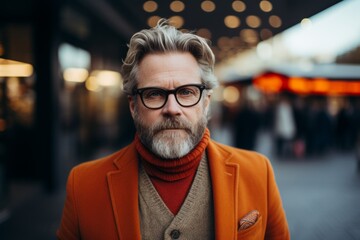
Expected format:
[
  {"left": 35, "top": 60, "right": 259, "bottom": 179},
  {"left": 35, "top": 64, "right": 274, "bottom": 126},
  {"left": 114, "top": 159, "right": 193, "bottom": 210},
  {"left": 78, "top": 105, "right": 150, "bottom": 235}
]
[
  {"left": 178, "top": 87, "right": 196, "bottom": 96},
  {"left": 143, "top": 89, "right": 164, "bottom": 98}
]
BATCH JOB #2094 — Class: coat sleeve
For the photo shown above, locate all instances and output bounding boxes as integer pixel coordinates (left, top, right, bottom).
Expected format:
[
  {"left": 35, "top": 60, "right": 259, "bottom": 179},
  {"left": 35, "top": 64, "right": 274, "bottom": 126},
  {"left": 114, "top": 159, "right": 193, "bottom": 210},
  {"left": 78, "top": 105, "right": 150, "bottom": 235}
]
[
  {"left": 57, "top": 168, "right": 81, "bottom": 240},
  {"left": 264, "top": 159, "right": 290, "bottom": 240}
]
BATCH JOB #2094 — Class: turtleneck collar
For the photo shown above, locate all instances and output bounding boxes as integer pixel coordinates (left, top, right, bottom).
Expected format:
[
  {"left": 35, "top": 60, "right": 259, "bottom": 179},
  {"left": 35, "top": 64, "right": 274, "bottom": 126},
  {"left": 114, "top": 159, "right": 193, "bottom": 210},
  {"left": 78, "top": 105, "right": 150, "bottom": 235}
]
[{"left": 135, "top": 128, "right": 210, "bottom": 181}]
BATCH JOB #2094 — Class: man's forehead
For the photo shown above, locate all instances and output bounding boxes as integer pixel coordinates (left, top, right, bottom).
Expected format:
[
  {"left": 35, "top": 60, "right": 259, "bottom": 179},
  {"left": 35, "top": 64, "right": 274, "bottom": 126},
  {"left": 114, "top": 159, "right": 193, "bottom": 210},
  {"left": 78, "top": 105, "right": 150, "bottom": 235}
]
[{"left": 136, "top": 53, "right": 201, "bottom": 86}]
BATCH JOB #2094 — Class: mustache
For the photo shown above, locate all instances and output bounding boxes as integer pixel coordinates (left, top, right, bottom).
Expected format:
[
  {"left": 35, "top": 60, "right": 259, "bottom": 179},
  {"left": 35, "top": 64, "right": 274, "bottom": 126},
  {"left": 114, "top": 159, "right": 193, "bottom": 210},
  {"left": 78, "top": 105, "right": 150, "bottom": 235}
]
[{"left": 152, "top": 118, "right": 192, "bottom": 134}]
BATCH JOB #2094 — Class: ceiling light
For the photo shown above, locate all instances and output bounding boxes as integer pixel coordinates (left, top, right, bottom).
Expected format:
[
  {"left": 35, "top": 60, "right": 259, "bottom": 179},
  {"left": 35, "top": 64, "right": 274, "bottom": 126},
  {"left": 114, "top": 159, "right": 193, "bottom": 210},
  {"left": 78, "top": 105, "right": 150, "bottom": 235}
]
[
  {"left": 218, "top": 36, "right": 241, "bottom": 49},
  {"left": 143, "top": 1, "right": 158, "bottom": 12},
  {"left": 232, "top": 1, "right": 246, "bottom": 12},
  {"left": 147, "top": 16, "right": 161, "bottom": 27},
  {"left": 169, "top": 16, "right": 184, "bottom": 28},
  {"left": 240, "top": 29, "right": 258, "bottom": 44},
  {"left": 218, "top": 36, "right": 231, "bottom": 50},
  {"left": 224, "top": 15, "right": 241, "bottom": 29},
  {"left": 269, "top": 15, "right": 282, "bottom": 28},
  {"left": 260, "top": 28, "right": 273, "bottom": 40},
  {"left": 259, "top": 1, "right": 273, "bottom": 12},
  {"left": 196, "top": 28, "right": 212, "bottom": 40},
  {"left": 230, "top": 36, "right": 242, "bottom": 47},
  {"left": 246, "top": 15, "right": 261, "bottom": 28},
  {"left": 300, "top": 18, "right": 312, "bottom": 29},
  {"left": 201, "top": 1, "right": 216, "bottom": 12},
  {"left": 170, "top": 1, "right": 185, "bottom": 12}
]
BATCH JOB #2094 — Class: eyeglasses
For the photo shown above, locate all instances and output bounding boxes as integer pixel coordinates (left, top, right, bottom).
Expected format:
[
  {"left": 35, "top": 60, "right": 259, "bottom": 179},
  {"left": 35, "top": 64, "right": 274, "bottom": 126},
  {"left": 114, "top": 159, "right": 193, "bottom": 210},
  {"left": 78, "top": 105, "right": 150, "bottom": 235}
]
[{"left": 133, "top": 84, "right": 208, "bottom": 110}]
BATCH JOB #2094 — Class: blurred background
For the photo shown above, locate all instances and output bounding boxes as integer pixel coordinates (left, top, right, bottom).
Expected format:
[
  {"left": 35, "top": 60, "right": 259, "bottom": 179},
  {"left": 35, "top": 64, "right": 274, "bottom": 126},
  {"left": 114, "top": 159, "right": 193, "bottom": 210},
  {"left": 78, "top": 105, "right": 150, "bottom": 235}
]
[{"left": 0, "top": 0, "right": 360, "bottom": 239}]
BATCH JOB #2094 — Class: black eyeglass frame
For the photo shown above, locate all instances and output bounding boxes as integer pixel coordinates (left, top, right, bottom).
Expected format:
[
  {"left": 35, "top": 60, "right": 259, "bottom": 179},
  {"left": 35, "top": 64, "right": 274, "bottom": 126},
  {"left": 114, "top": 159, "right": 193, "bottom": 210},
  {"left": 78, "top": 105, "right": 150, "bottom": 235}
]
[{"left": 132, "top": 84, "right": 208, "bottom": 110}]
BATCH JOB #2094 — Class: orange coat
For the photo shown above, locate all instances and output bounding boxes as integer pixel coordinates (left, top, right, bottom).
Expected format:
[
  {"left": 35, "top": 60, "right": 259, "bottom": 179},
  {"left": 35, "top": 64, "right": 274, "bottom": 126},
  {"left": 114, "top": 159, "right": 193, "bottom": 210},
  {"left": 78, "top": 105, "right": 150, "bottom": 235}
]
[{"left": 57, "top": 140, "right": 290, "bottom": 240}]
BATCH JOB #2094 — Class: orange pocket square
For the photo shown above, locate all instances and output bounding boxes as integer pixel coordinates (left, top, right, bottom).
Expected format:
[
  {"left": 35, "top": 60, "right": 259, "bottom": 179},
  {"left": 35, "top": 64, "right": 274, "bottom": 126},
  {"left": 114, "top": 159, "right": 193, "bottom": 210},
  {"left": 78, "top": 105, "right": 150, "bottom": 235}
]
[{"left": 238, "top": 210, "right": 260, "bottom": 230}]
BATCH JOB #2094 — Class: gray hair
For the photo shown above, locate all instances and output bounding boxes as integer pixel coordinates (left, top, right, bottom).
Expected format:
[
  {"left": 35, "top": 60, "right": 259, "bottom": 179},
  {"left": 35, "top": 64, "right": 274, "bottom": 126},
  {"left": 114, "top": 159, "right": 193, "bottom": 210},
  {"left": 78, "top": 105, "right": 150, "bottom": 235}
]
[{"left": 121, "top": 19, "right": 218, "bottom": 94}]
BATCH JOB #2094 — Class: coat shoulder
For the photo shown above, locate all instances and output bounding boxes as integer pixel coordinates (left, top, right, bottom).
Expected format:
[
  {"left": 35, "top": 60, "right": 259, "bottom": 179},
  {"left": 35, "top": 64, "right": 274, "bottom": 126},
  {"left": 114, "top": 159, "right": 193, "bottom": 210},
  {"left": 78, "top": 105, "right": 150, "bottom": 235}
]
[
  {"left": 71, "top": 143, "right": 136, "bottom": 178},
  {"left": 209, "top": 140, "right": 271, "bottom": 170}
]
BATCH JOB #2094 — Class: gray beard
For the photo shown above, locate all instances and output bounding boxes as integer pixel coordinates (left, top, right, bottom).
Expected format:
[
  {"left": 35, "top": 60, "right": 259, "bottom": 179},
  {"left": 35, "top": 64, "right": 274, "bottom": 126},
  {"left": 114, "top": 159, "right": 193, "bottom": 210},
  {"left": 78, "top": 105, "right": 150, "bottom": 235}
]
[{"left": 133, "top": 107, "right": 209, "bottom": 159}]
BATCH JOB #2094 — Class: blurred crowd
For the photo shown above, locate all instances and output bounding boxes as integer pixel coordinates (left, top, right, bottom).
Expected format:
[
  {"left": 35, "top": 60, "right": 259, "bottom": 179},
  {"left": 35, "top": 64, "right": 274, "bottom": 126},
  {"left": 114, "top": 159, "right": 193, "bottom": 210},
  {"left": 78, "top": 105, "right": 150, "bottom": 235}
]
[{"left": 226, "top": 92, "right": 360, "bottom": 159}]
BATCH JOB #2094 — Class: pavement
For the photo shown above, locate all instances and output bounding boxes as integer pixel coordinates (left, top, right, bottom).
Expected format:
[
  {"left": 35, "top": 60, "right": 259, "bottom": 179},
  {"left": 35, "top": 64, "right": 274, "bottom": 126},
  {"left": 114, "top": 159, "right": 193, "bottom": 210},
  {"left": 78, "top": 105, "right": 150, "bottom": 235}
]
[
  {"left": 274, "top": 152, "right": 360, "bottom": 240},
  {"left": 1, "top": 131, "right": 360, "bottom": 240}
]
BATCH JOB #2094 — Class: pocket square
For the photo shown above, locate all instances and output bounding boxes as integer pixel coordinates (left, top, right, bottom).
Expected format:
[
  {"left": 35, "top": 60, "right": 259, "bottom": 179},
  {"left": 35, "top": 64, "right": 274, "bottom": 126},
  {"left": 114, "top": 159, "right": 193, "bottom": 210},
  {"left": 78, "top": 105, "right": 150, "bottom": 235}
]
[{"left": 238, "top": 210, "right": 260, "bottom": 230}]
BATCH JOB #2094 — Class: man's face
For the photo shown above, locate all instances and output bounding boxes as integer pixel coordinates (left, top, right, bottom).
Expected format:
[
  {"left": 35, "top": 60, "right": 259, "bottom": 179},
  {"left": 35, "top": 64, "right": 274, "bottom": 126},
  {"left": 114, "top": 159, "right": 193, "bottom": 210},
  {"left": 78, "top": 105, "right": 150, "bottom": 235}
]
[{"left": 129, "top": 52, "right": 211, "bottom": 159}]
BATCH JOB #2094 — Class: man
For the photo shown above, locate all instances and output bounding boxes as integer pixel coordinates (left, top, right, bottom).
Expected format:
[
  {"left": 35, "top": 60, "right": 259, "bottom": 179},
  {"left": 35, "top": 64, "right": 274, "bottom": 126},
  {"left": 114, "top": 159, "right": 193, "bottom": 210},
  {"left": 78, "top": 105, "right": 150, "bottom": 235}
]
[{"left": 57, "top": 19, "right": 290, "bottom": 240}]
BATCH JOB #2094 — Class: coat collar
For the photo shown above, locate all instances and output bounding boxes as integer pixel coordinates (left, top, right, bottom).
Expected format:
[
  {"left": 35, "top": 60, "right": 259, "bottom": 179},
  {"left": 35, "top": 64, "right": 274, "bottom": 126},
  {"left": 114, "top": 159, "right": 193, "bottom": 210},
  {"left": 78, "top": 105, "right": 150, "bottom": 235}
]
[{"left": 106, "top": 140, "right": 240, "bottom": 240}]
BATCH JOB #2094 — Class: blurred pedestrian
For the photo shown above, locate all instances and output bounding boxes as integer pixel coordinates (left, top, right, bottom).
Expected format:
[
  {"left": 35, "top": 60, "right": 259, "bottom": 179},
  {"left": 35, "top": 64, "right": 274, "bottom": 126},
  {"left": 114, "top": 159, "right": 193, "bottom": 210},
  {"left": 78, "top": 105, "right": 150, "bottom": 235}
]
[
  {"left": 274, "top": 94, "right": 296, "bottom": 158},
  {"left": 293, "top": 96, "right": 307, "bottom": 158},
  {"left": 234, "top": 101, "right": 260, "bottom": 150}
]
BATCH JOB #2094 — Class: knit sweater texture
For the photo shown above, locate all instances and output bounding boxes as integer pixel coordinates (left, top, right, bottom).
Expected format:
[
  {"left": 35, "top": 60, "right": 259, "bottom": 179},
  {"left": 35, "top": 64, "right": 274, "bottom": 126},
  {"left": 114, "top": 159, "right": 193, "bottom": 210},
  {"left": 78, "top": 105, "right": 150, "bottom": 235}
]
[{"left": 138, "top": 155, "right": 215, "bottom": 240}]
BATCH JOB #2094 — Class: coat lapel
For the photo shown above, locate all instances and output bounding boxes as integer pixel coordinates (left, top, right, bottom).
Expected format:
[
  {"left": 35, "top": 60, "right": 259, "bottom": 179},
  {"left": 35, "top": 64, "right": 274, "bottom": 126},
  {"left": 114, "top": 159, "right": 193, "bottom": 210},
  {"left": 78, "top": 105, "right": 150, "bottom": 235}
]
[
  {"left": 104, "top": 140, "right": 240, "bottom": 239},
  {"left": 107, "top": 143, "right": 141, "bottom": 240},
  {"left": 208, "top": 140, "right": 239, "bottom": 240}
]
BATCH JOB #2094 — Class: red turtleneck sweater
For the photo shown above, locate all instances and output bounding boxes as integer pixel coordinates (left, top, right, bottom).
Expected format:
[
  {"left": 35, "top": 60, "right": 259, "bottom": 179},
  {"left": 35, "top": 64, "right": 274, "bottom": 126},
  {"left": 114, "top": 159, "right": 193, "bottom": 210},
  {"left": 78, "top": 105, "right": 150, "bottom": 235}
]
[{"left": 135, "top": 128, "right": 210, "bottom": 215}]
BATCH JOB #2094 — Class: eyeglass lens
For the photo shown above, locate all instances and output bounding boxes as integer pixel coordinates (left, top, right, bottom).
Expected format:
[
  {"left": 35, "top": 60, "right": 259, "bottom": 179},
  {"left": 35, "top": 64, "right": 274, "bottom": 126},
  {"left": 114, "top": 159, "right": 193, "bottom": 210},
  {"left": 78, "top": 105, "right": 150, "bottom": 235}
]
[{"left": 140, "top": 85, "right": 203, "bottom": 109}]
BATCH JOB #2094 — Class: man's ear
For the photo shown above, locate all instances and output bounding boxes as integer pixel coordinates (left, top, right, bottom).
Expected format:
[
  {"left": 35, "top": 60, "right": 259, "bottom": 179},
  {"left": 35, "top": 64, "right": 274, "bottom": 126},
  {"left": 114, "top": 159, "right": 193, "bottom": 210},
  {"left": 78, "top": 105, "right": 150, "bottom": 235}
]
[
  {"left": 204, "top": 90, "right": 212, "bottom": 108},
  {"left": 128, "top": 95, "right": 136, "bottom": 119}
]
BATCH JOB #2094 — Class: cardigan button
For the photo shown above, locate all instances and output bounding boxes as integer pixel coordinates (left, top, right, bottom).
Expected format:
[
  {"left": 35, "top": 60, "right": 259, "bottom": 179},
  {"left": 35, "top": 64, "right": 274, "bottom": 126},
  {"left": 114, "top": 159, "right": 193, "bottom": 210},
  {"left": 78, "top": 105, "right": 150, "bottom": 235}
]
[{"left": 170, "top": 229, "right": 181, "bottom": 239}]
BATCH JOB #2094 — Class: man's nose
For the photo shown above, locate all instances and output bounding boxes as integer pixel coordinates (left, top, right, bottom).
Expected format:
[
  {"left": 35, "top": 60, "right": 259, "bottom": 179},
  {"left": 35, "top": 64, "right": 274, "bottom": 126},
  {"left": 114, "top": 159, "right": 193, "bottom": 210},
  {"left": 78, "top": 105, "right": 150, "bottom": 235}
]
[{"left": 161, "top": 94, "right": 181, "bottom": 115}]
